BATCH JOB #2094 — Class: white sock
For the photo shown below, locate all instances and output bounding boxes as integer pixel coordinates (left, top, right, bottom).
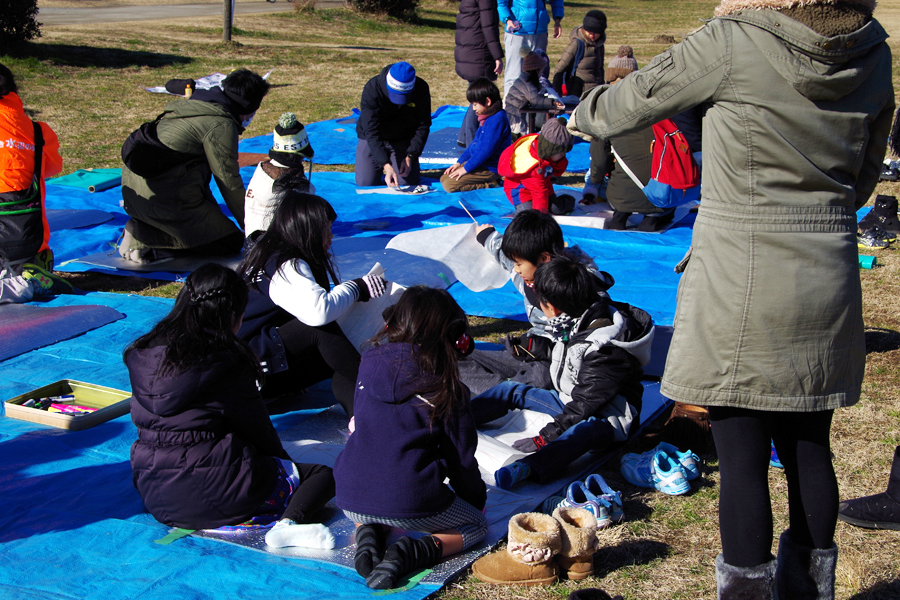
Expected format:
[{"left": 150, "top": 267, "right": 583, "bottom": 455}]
[{"left": 265, "top": 519, "right": 335, "bottom": 550}]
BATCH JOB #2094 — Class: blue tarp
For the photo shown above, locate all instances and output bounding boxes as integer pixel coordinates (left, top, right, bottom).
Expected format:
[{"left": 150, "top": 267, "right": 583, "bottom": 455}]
[
  {"left": 238, "top": 105, "right": 591, "bottom": 172},
  {"left": 49, "top": 170, "right": 692, "bottom": 326},
  {"left": 0, "top": 292, "right": 440, "bottom": 600}
]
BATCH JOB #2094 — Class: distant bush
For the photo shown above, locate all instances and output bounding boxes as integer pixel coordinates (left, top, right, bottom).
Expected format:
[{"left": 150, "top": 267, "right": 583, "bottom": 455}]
[
  {"left": 0, "top": 0, "right": 41, "bottom": 49},
  {"left": 351, "top": 0, "right": 420, "bottom": 21}
]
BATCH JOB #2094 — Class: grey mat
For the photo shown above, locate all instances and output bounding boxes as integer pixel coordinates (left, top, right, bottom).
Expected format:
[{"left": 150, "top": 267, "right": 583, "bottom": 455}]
[{"left": 0, "top": 303, "right": 125, "bottom": 362}]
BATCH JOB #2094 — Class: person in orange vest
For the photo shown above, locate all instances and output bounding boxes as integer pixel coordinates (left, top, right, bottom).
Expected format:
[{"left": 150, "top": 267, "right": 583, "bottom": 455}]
[
  {"left": 499, "top": 117, "right": 575, "bottom": 214},
  {"left": 0, "top": 62, "right": 72, "bottom": 301}
]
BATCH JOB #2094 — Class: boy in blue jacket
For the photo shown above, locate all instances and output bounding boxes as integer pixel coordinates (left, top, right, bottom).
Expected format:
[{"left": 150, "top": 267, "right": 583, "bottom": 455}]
[{"left": 440, "top": 78, "right": 511, "bottom": 193}]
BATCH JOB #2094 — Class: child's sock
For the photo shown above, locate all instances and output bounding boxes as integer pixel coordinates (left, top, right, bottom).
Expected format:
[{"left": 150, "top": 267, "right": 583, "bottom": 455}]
[
  {"left": 366, "top": 535, "right": 443, "bottom": 590},
  {"left": 264, "top": 519, "right": 335, "bottom": 549},
  {"left": 354, "top": 523, "right": 387, "bottom": 577},
  {"left": 495, "top": 461, "right": 533, "bottom": 490}
]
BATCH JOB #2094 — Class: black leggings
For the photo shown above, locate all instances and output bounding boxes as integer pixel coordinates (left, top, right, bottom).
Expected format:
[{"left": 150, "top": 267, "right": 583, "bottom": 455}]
[
  {"left": 262, "top": 319, "right": 360, "bottom": 417},
  {"left": 709, "top": 406, "right": 838, "bottom": 568},
  {"left": 282, "top": 463, "right": 336, "bottom": 524}
]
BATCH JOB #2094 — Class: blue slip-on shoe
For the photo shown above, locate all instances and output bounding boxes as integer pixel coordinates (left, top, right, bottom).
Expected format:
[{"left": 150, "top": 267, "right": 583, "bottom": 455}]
[
  {"left": 583, "top": 473, "right": 624, "bottom": 524},
  {"left": 559, "top": 481, "right": 610, "bottom": 528},
  {"left": 655, "top": 442, "right": 701, "bottom": 481},
  {"left": 494, "top": 461, "right": 533, "bottom": 490},
  {"left": 621, "top": 449, "right": 690, "bottom": 496}
]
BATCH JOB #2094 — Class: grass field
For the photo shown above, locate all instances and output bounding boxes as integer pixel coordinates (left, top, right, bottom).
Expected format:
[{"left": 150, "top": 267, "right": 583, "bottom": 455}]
[{"left": 7, "top": 1, "right": 900, "bottom": 597}]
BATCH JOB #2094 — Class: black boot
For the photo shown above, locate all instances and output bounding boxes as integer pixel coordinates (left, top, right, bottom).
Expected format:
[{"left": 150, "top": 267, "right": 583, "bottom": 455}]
[
  {"left": 606, "top": 210, "right": 630, "bottom": 230},
  {"left": 365, "top": 535, "right": 442, "bottom": 590},
  {"left": 775, "top": 529, "right": 837, "bottom": 600},
  {"left": 637, "top": 209, "right": 676, "bottom": 232},
  {"left": 858, "top": 195, "right": 900, "bottom": 235},
  {"left": 715, "top": 554, "right": 776, "bottom": 600},
  {"left": 354, "top": 524, "right": 386, "bottom": 577},
  {"left": 838, "top": 445, "right": 900, "bottom": 530}
]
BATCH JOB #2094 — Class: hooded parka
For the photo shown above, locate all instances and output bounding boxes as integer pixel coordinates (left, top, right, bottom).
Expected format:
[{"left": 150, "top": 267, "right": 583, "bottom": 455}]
[
  {"left": 569, "top": 0, "right": 894, "bottom": 412},
  {"left": 121, "top": 91, "right": 247, "bottom": 250},
  {"left": 551, "top": 26, "right": 606, "bottom": 95},
  {"left": 454, "top": 0, "right": 504, "bottom": 82}
]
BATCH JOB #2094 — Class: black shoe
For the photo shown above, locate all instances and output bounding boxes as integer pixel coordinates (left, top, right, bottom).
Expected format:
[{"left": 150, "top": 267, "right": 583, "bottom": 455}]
[
  {"left": 637, "top": 210, "right": 676, "bottom": 232},
  {"left": 354, "top": 524, "right": 386, "bottom": 577},
  {"left": 606, "top": 210, "right": 630, "bottom": 230},
  {"left": 838, "top": 446, "right": 900, "bottom": 530},
  {"left": 365, "top": 535, "right": 442, "bottom": 590},
  {"left": 858, "top": 195, "right": 900, "bottom": 235}
]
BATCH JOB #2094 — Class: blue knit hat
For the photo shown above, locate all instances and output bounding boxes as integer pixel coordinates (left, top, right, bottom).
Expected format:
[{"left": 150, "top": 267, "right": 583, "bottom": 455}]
[{"left": 386, "top": 62, "right": 416, "bottom": 105}]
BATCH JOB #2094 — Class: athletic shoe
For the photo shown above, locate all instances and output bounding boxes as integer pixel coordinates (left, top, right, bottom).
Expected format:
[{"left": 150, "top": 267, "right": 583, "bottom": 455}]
[
  {"left": 582, "top": 473, "right": 624, "bottom": 524},
  {"left": 655, "top": 442, "right": 701, "bottom": 481},
  {"left": 620, "top": 449, "right": 690, "bottom": 496},
  {"left": 21, "top": 263, "right": 75, "bottom": 296},
  {"left": 494, "top": 461, "right": 532, "bottom": 490},
  {"left": 559, "top": 481, "right": 610, "bottom": 528},
  {"left": 858, "top": 227, "right": 891, "bottom": 249},
  {"left": 769, "top": 441, "right": 784, "bottom": 469},
  {"left": 538, "top": 495, "right": 566, "bottom": 515}
]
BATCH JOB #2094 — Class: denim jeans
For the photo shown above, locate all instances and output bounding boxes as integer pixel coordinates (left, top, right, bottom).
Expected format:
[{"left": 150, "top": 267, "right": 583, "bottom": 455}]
[{"left": 470, "top": 381, "right": 616, "bottom": 482}]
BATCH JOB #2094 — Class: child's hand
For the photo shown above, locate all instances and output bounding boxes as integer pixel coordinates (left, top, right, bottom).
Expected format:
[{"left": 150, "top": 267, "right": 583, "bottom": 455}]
[
  {"left": 448, "top": 164, "right": 467, "bottom": 180},
  {"left": 512, "top": 435, "right": 548, "bottom": 453},
  {"left": 506, "top": 19, "right": 521, "bottom": 32},
  {"left": 474, "top": 223, "right": 493, "bottom": 235},
  {"left": 554, "top": 101, "right": 566, "bottom": 111}
]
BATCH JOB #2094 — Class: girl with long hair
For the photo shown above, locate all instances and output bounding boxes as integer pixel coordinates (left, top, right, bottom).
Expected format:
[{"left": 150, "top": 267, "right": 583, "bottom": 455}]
[
  {"left": 126, "top": 263, "right": 335, "bottom": 549},
  {"left": 333, "top": 286, "right": 487, "bottom": 590},
  {"left": 238, "top": 191, "right": 386, "bottom": 417}
]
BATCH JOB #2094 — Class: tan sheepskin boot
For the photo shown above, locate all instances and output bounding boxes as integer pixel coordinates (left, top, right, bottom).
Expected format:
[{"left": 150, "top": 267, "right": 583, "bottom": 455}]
[
  {"left": 471, "top": 512, "right": 562, "bottom": 586},
  {"left": 553, "top": 506, "right": 600, "bottom": 580}
]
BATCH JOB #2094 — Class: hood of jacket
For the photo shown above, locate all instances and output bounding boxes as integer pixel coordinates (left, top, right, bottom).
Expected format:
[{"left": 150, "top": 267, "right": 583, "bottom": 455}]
[
  {"left": 715, "top": 0, "right": 875, "bottom": 17},
  {"left": 570, "top": 25, "right": 605, "bottom": 47},
  {"left": 163, "top": 93, "right": 241, "bottom": 127},
  {"left": 127, "top": 345, "right": 250, "bottom": 418},
  {"left": 357, "top": 343, "right": 439, "bottom": 406},
  {"left": 717, "top": 4, "right": 886, "bottom": 102},
  {"left": 574, "top": 300, "right": 655, "bottom": 367}
]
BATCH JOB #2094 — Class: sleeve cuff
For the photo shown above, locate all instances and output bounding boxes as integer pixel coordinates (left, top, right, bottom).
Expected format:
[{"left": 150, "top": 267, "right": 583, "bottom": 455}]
[
  {"left": 350, "top": 278, "right": 370, "bottom": 302},
  {"left": 476, "top": 226, "right": 496, "bottom": 246}
]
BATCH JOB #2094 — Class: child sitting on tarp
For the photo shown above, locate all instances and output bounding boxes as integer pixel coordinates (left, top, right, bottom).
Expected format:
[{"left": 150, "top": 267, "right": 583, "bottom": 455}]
[
  {"left": 551, "top": 10, "right": 607, "bottom": 99},
  {"left": 499, "top": 117, "right": 576, "bottom": 214},
  {"left": 505, "top": 50, "right": 565, "bottom": 137},
  {"left": 469, "top": 254, "right": 654, "bottom": 489},
  {"left": 126, "top": 263, "right": 336, "bottom": 549},
  {"left": 459, "top": 209, "right": 613, "bottom": 394},
  {"left": 440, "top": 78, "right": 511, "bottom": 193},
  {"left": 0, "top": 254, "right": 73, "bottom": 304},
  {"left": 244, "top": 112, "right": 315, "bottom": 240}
]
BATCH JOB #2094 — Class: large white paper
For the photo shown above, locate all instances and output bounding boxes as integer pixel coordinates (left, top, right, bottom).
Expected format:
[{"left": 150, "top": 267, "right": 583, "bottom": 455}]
[
  {"left": 385, "top": 223, "right": 510, "bottom": 292},
  {"left": 336, "top": 263, "right": 405, "bottom": 352}
]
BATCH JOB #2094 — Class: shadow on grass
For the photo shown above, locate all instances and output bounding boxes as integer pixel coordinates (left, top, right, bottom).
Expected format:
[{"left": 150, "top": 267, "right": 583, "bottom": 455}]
[
  {"left": 5, "top": 43, "right": 191, "bottom": 69},
  {"left": 865, "top": 327, "right": 900, "bottom": 354},
  {"left": 593, "top": 538, "right": 670, "bottom": 578},
  {"left": 849, "top": 578, "right": 900, "bottom": 600}
]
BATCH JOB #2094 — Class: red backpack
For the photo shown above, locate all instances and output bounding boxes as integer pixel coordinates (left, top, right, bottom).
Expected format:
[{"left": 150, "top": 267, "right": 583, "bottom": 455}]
[{"left": 613, "top": 118, "right": 701, "bottom": 209}]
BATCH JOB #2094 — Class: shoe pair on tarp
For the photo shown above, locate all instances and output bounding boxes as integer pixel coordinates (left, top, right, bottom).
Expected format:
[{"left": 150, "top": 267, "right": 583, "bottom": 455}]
[{"left": 540, "top": 473, "right": 624, "bottom": 528}]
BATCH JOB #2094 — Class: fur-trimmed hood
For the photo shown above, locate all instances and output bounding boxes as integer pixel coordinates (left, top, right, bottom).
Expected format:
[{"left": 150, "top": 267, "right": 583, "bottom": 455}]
[{"left": 715, "top": 0, "right": 875, "bottom": 17}]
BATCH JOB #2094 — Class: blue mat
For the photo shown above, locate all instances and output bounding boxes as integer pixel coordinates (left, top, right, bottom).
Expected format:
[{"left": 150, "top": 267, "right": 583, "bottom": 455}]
[
  {"left": 0, "top": 292, "right": 440, "bottom": 600},
  {"left": 0, "top": 302, "right": 124, "bottom": 362},
  {"left": 47, "top": 169, "right": 693, "bottom": 325},
  {"left": 238, "top": 105, "right": 591, "bottom": 172}
]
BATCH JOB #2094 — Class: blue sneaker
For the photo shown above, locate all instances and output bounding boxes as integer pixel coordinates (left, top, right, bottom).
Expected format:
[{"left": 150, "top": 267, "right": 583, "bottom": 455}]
[
  {"left": 494, "top": 461, "right": 532, "bottom": 490},
  {"left": 583, "top": 473, "right": 624, "bottom": 524},
  {"left": 770, "top": 441, "right": 784, "bottom": 469},
  {"left": 538, "top": 495, "right": 566, "bottom": 514},
  {"left": 621, "top": 449, "right": 690, "bottom": 496},
  {"left": 656, "top": 442, "right": 701, "bottom": 481},
  {"left": 559, "top": 481, "right": 610, "bottom": 528}
]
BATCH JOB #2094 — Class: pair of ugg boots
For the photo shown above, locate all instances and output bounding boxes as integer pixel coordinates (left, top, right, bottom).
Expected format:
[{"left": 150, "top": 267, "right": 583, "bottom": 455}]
[
  {"left": 472, "top": 507, "right": 599, "bottom": 586},
  {"left": 715, "top": 530, "right": 838, "bottom": 599}
]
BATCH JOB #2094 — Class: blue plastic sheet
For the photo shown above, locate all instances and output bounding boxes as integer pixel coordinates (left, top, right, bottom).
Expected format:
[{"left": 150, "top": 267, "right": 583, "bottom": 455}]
[{"left": 238, "top": 105, "right": 590, "bottom": 172}]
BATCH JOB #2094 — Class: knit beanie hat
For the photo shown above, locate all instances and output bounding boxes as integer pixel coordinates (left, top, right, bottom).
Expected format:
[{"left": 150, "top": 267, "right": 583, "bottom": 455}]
[
  {"left": 522, "top": 51, "right": 546, "bottom": 73},
  {"left": 582, "top": 10, "right": 607, "bottom": 35},
  {"left": 270, "top": 112, "right": 313, "bottom": 159},
  {"left": 386, "top": 62, "right": 416, "bottom": 105},
  {"left": 537, "top": 118, "right": 574, "bottom": 159},
  {"left": 606, "top": 46, "right": 638, "bottom": 83}
]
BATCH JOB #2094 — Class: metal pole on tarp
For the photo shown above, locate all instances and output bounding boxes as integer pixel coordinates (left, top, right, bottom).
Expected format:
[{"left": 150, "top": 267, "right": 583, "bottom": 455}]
[{"left": 223, "top": 0, "right": 234, "bottom": 42}]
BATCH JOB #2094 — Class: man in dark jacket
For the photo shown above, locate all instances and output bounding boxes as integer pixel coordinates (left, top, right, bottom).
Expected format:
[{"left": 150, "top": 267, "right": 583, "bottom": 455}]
[
  {"left": 119, "top": 69, "right": 269, "bottom": 263},
  {"left": 355, "top": 62, "right": 431, "bottom": 188}
]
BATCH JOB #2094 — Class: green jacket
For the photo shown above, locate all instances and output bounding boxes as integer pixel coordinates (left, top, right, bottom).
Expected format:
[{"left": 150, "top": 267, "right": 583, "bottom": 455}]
[
  {"left": 122, "top": 97, "right": 245, "bottom": 249},
  {"left": 570, "top": 3, "right": 894, "bottom": 411}
]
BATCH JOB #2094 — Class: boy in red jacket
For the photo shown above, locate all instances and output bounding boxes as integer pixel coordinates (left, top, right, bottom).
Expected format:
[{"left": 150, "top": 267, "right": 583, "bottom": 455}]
[{"left": 499, "top": 117, "right": 573, "bottom": 213}]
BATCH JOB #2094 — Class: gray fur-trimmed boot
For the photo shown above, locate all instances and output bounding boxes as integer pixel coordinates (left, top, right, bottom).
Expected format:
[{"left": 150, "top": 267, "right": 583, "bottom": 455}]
[
  {"left": 775, "top": 529, "right": 837, "bottom": 600},
  {"left": 715, "top": 554, "right": 777, "bottom": 600}
]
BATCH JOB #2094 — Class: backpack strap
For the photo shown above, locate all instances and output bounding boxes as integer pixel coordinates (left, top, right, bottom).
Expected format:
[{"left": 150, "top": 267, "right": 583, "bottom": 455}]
[
  {"left": 31, "top": 121, "right": 44, "bottom": 185},
  {"left": 611, "top": 144, "right": 646, "bottom": 188},
  {"left": 568, "top": 38, "right": 585, "bottom": 79}
]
